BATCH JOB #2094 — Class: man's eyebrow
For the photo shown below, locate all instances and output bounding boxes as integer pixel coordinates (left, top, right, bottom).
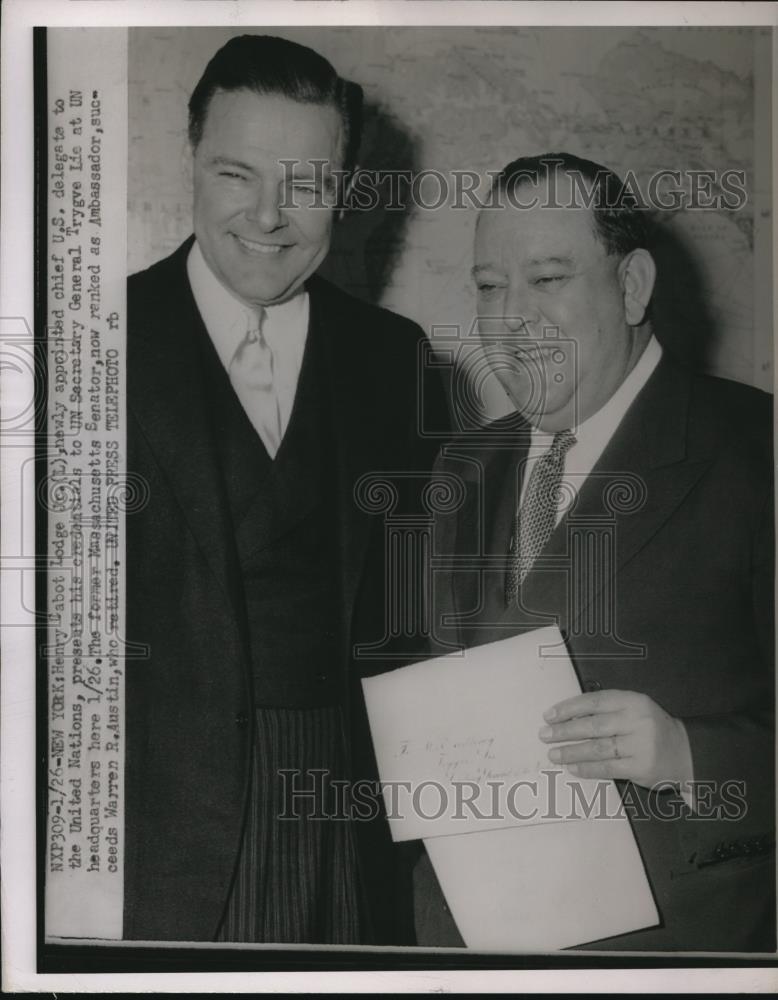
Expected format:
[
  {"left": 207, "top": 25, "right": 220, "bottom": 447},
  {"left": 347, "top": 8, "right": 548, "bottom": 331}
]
[
  {"left": 209, "top": 156, "right": 257, "bottom": 174},
  {"left": 471, "top": 254, "right": 575, "bottom": 277},
  {"left": 285, "top": 161, "right": 335, "bottom": 181},
  {"left": 471, "top": 263, "right": 504, "bottom": 277},
  {"left": 526, "top": 254, "right": 575, "bottom": 266}
]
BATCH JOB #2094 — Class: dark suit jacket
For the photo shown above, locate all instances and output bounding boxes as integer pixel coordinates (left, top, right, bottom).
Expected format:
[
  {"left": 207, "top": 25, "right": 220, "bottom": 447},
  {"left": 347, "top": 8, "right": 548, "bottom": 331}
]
[
  {"left": 124, "top": 237, "right": 447, "bottom": 943},
  {"left": 418, "top": 355, "right": 774, "bottom": 951}
]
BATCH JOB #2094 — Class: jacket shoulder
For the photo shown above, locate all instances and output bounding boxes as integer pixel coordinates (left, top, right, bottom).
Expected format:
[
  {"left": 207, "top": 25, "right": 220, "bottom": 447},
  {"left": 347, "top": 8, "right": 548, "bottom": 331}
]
[
  {"left": 692, "top": 370, "right": 772, "bottom": 420},
  {"left": 308, "top": 274, "right": 425, "bottom": 345},
  {"left": 688, "top": 369, "right": 773, "bottom": 466},
  {"left": 127, "top": 241, "right": 194, "bottom": 337},
  {"left": 128, "top": 241, "right": 190, "bottom": 299}
]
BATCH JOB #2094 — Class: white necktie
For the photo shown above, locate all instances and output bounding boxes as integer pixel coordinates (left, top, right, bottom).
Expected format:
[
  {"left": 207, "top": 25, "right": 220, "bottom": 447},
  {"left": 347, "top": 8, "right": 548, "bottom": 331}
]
[{"left": 228, "top": 307, "right": 282, "bottom": 458}]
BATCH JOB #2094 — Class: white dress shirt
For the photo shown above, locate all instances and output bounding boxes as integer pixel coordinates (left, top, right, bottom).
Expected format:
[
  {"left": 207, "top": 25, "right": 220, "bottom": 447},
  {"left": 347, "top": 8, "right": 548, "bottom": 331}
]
[
  {"left": 187, "top": 240, "right": 309, "bottom": 454},
  {"left": 520, "top": 335, "right": 663, "bottom": 522}
]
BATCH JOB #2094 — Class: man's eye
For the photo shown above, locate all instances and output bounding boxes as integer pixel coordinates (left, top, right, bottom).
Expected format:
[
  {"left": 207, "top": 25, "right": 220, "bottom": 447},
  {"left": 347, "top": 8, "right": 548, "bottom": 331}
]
[
  {"left": 477, "top": 283, "right": 500, "bottom": 294},
  {"left": 218, "top": 171, "right": 247, "bottom": 181},
  {"left": 533, "top": 275, "right": 566, "bottom": 286}
]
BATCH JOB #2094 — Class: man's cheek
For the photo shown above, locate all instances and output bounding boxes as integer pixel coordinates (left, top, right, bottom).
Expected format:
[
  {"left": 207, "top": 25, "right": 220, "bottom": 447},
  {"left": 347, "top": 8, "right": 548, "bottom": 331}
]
[{"left": 499, "top": 367, "right": 537, "bottom": 410}]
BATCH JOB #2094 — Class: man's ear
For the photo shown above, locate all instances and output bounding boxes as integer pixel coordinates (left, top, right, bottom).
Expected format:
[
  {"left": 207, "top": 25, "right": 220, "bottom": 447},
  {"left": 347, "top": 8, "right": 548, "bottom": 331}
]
[{"left": 619, "top": 248, "right": 656, "bottom": 326}]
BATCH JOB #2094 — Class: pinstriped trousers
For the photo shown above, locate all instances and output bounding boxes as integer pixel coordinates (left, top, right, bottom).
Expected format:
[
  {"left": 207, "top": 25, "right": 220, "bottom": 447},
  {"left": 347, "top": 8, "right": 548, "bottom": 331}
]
[{"left": 216, "top": 706, "right": 362, "bottom": 943}]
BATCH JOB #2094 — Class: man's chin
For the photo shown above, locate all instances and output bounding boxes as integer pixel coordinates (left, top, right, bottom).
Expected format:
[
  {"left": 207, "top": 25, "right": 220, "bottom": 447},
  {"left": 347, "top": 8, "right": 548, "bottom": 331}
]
[
  {"left": 509, "top": 395, "right": 575, "bottom": 432},
  {"left": 230, "top": 276, "right": 306, "bottom": 308}
]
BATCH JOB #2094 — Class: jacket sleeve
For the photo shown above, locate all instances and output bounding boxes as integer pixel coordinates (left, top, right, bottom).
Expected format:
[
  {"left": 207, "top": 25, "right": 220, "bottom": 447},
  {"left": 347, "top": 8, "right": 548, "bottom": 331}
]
[{"left": 681, "top": 482, "right": 774, "bottom": 857}]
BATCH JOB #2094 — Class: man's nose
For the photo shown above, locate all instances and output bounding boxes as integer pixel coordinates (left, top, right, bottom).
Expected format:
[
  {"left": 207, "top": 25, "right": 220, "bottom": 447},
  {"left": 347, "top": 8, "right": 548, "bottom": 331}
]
[
  {"left": 244, "top": 181, "right": 284, "bottom": 231},
  {"left": 503, "top": 314, "right": 529, "bottom": 334},
  {"left": 502, "top": 287, "right": 535, "bottom": 334}
]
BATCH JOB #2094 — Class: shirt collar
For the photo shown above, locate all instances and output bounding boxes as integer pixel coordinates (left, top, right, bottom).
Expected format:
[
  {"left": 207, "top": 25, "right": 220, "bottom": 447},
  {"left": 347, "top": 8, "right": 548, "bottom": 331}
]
[{"left": 186, "top": 239, "right": 309, "bottom": 370}]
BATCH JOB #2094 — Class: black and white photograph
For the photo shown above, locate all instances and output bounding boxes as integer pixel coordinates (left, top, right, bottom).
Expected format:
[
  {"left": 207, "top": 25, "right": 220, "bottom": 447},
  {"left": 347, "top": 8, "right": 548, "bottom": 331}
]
[{"left": 1, "top": 0, "right": 776, "bottom": 993}]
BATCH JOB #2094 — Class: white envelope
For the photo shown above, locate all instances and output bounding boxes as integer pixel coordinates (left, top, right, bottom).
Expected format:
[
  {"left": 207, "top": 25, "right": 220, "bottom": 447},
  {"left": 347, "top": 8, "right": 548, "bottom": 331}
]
[
  {"left": 424, "top": 798, "right": 659, "bottom": 951},
  {"left": 363, "top": 626, "right": 610, "bottom": 841},
  {"left": 362, "top": 626, "right": 659, "bottom": 948}
]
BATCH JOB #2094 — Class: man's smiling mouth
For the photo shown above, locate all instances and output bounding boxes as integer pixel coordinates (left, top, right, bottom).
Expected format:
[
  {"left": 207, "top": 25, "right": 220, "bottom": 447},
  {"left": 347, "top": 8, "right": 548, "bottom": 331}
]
[
  {"left": 490, "top": 343, "right": 566, "bottom": 364},
  {"left": 233, "top": 234, "right": 290, "bottom": 255}
]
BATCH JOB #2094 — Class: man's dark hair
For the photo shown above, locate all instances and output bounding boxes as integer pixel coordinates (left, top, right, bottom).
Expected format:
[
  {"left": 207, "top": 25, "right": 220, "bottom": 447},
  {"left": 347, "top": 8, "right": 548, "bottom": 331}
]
[
  {"left": 188, "top": 34, "right": 363, "bottom": 174},
  {"left": 493, "top": 152, "right": 650, "bottom": 256}
]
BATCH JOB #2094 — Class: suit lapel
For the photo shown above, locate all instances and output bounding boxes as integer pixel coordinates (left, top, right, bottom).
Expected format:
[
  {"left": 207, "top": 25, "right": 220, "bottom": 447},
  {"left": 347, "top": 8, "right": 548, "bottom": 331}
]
[
  {"left": 308, "top": 279, "right": 378, "bottom": 643},
  {"left": 128, "top": 240, "right": 245, "bottom": 624},
  {"left": 506, "top": 358, "right": 713, "bottom": 636}
]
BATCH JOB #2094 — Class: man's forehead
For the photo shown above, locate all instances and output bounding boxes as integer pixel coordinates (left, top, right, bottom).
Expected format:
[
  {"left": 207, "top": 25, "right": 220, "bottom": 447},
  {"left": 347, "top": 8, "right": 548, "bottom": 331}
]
[
  {"left": 199, "top": 88, "right": 344, "bottom": 163},
  {"left": 475, "top": 198, "right": 599, "bottom": 263}
]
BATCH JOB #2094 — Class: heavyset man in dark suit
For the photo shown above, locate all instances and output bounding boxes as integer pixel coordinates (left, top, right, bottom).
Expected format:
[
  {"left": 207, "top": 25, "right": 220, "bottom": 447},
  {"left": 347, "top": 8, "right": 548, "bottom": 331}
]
[
  {"left": 416, "top": 153, "right": 774, "bottom": 951},
  {"left": 124, "top": 34, "right": 445, "bottom": 944}
]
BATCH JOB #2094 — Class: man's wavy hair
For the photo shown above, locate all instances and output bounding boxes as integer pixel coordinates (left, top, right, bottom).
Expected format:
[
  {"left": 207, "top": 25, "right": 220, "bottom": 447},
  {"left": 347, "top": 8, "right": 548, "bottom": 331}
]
[
  {"left": 188, "top": 34, "right": 363, "bottom": 176},
  {"left": 492, "top": 152, "right": 651, "bottom": 256}
]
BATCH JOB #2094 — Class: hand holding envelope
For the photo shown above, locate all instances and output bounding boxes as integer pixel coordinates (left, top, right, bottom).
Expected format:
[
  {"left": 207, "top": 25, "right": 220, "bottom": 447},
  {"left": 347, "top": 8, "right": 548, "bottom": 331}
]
[
  {"left": 361, "top": 626, "right": 659, "bottom": 950},
  {"left": 540, "top": 688, "right": 694, "bottom": 788}
]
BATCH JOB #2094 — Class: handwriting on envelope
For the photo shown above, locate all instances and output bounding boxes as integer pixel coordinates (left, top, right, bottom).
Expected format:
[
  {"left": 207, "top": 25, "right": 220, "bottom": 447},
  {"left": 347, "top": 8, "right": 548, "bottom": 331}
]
[{"left": 362, "top": 625, "right": 604, "bottom": 841}]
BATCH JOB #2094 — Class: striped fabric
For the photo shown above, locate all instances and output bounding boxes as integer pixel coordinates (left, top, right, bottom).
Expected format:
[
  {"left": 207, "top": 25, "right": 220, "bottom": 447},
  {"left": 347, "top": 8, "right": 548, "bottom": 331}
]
[{"left": 216, "top": 705, "right": 363, "bottom": 944}]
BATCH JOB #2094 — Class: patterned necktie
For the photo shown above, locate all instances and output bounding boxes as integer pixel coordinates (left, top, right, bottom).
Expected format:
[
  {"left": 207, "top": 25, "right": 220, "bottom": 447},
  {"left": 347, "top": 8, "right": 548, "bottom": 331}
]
[
  {"left": 505, "top": 429, "right": 577, "bottom": 605},
  {"left": 228, "top": 307, "right": 282, "bottom": 458}
]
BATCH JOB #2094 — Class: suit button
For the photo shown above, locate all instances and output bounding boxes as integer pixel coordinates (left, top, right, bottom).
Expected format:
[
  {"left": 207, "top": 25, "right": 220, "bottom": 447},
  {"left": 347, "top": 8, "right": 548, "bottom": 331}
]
[
  {"left": 584, "top": 680, "right": 602, "bottom": 693},
  {"left": 316, "top": 673, "right": 328, "bottom": 684},
  {"left": 235, "top": 712, "right": 249, "bottom": 727}
]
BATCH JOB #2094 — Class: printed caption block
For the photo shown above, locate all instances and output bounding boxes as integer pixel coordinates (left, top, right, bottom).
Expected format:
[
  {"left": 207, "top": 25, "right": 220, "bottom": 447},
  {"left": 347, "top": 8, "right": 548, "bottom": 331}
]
[{"left": 45, "top": 28, "right": 127, "bottom": 941}]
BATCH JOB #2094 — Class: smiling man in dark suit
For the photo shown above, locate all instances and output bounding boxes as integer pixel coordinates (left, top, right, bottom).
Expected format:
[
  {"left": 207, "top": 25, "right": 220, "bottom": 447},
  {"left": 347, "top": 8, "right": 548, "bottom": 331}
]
[
  {"left": 124, "top": 34, "right": 445, "bottom": 945},
  {"left": 416, "top": 152, "right": 774, "bottom": 951}
]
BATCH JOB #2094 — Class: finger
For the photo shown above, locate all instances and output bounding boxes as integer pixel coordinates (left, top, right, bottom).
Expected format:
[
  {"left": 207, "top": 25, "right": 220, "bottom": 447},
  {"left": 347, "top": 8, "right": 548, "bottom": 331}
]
[
  {"left": 565, "top": 759, "right": 634, "bottom": 780},
  {"left": 543, "top": 689, "right": 634, "bottom": 723},
  {"left": 548, "top": 736, "right": 628, "bottom": 765},
  {"left": 539, "top": 710, "right": 629, "bottom": 743}
]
